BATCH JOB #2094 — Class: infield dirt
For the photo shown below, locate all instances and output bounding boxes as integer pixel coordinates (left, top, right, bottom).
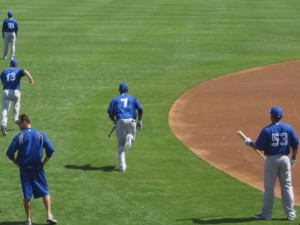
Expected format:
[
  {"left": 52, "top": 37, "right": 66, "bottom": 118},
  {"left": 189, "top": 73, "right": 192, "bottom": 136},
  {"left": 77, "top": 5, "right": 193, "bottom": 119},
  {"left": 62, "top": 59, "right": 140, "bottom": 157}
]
[{"left": 169, "top": 60, "right": 300, "bottom": 205}]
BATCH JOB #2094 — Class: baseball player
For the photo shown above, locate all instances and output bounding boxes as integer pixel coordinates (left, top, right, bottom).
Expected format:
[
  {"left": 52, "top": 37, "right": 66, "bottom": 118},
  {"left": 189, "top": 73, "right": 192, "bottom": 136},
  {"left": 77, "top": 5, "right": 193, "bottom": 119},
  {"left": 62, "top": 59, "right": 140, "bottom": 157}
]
[
  {"left": 6, "top": 114, "right": 57, "bottom": 225},
  {"left": 0, "top": 59, "right": 34, "bottom": 136},
  {"left": 2, "top": 11, "right": 18, "bottom": 60},
  {"left": 245, "top": 106, "right": 298, "bottom": 221},
  {"left": 107, "top": 83, "right": 143, "bottom": 172}
]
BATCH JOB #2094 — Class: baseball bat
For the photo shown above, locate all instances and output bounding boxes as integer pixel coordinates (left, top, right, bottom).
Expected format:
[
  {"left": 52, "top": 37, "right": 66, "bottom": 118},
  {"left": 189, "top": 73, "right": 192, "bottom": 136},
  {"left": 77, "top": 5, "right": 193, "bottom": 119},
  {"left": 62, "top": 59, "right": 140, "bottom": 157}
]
[
  {"left": 108, "top": 126, "right": 116, "bottom": 138},
  {"left": 237, "top": 130, "right": 266, "bottom": 160}
]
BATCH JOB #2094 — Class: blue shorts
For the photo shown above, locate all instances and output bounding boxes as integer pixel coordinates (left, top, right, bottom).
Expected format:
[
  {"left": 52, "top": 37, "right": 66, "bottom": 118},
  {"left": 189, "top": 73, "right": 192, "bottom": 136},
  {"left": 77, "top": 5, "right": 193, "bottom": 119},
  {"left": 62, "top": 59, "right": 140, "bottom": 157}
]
[{"left": 20, "top": 168, "right": 50, "bottom": 199}]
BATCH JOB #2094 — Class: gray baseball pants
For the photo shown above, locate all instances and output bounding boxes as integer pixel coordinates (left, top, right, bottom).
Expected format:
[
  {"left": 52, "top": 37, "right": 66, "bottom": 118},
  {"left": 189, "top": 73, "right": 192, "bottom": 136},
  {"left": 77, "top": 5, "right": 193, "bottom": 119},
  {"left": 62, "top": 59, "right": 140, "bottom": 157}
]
[
  {"left": 116, "top": 118, "right": 136, "bottom": 171},
  {"left": 3, "top": 32, "right": 16, "bottom": 59},
  {"left": 262, "top": 155, "right": 295, "bottom": 218}
]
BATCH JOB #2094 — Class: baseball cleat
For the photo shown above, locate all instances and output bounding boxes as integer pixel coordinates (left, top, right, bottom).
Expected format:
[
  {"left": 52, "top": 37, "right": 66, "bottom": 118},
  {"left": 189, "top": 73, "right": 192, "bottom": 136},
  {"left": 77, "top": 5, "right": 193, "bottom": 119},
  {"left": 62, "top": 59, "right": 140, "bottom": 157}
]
[
  {"left": 1, "top": 127, "right": 7, "bottom": 136},
  {"left": 287, "top": 215, "right": 296, "bottom": 221},
  {"left": 253, "top": 214, "right": 271, "bottom": 220}
]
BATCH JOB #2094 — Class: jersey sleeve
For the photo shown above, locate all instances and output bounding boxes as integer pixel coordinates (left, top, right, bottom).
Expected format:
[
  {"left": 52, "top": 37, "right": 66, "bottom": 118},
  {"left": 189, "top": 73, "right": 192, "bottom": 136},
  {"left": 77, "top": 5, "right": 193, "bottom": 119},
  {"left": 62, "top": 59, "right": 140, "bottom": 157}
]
[
  {"left": 42, "top": 132, "right": 55, "bottom": 157},
  {"left": 289, "top": 126, "right": 299, "bottom": 150},
  {"left": 107, "top": 99, "right": 115, "bottom": 115},
  {"left": 6, "top": 135, "right": 20, "bottom": 160},
  {"left": 255, "top": 128, "right": 269, "bottom": 150}
]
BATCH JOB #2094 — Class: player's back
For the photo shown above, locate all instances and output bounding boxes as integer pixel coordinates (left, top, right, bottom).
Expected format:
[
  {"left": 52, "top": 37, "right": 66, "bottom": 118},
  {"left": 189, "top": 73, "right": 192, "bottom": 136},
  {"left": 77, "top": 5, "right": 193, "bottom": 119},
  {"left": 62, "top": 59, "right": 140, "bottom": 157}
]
[{"left": 1, "top": 67, "right": 24, "bottom": 90}]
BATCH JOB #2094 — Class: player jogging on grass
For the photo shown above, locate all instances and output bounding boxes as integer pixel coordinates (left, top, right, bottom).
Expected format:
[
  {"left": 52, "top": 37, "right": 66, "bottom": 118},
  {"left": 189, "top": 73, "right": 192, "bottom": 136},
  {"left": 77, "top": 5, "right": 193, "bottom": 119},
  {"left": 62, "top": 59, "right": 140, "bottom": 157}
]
[
  {"left": 0, "top": 59, "right": 34, "bottom": 136},
  {"left": 107, "top": 82, "right": 143, "bottom": 172}
]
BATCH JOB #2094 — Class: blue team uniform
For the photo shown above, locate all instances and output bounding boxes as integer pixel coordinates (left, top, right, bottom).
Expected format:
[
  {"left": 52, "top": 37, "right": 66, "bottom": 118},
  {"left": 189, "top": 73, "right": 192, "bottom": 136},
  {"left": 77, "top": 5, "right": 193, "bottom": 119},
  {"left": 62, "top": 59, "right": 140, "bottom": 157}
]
[
  {"left": 107, "top": 83, "right": 143, "bottom": 172},
  {"left": 107, "top": 93, "right": 142, "bottom": 120},
  {"left": 255, "top": 122, "right": 299, "bottom": 155},
  {"left": 1, "top": 67, "right": 25, "bottom": 90},
  {"left": 2, "top": 18, "right": 18, "bottom": 33},
  {"left": 2, "top": 12, "right": 18, "bottom": 59},
  {"left": 6, "top": 128, "right": 55, "bottom": 199}
]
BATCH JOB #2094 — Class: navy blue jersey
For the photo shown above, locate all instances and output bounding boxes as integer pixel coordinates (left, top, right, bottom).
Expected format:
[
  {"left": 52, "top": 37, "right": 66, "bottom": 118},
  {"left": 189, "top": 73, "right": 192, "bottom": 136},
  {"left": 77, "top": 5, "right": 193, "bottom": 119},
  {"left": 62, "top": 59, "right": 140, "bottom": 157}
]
[
  {"left": 2, "top": 18, "right": 18, "bottom": 33},
  {"left": 1, "top": 67, "right": 25, "bottom": 90},
  {"left": 255, "top": 122, "right": 299, "bottom": 156},
  {"left": 6, "top": 128, "right": 55, "bottom": 170},
  {"left": 107, "top": 93, "right": 142, "bottom": 120}
]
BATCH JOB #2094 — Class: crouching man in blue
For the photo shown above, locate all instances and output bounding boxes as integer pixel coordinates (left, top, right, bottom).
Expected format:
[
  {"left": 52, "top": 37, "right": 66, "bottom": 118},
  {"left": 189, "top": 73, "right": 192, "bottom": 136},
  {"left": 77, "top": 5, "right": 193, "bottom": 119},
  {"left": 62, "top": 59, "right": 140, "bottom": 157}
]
[{"left": 6, "top": 114, "right": 57, "bottom": 225}]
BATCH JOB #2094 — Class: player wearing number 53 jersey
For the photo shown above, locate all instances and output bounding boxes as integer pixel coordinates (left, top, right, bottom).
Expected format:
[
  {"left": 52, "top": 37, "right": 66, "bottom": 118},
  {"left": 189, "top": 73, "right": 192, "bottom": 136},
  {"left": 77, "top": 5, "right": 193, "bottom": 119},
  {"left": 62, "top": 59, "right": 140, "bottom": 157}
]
[
  {"left": 0, "top": 59, "right": 34, "bottom": 136},
  {"left": 107, "top": 83, "right": 143, "bottom": 172},
  {"left": 245, "top": 106, "right": 298, "bottom": 221}
]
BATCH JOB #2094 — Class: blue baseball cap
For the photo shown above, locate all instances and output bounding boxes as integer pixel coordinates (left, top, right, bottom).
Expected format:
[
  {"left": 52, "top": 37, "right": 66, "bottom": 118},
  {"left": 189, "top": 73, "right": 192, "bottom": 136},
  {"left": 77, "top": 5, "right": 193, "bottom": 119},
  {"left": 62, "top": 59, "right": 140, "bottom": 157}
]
[
  {"left": 269, "top": 106, "right": 283, "bottom": 118},
  {"left": 119, "top": 83, "right": 129, "bottom": 92},
  {"left": 8, "top": 11, "right": 13, "bottom": 17},
  {"left": 10, "top": 59, "right": 18, "bottom": 67}
]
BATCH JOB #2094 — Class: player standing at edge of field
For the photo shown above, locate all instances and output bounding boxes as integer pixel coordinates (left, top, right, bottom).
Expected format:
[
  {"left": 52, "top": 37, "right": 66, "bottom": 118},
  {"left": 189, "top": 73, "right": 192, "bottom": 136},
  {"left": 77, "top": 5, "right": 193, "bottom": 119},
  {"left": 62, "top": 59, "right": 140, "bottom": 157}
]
[
  {"left": 6, "top": 114, "right": 57, "bottom": 225},
  {"left": 244, "top": 106, "right": 298, "bottom": 221},
  {"left": 0, "top": 59, "right": 34, "bottom": 136},
  {"left": 2, "top": 11, "right": 18, "bottom": 60},
  {"left": 107, "top": 82, "right": 143, "bottom": 172}
]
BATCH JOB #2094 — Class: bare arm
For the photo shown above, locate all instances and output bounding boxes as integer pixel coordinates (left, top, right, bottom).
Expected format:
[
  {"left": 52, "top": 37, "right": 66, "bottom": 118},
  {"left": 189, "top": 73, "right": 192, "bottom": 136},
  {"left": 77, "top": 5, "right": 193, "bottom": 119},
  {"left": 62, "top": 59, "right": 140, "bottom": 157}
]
[
  {"left": 42, "top": 156, "right": 51, "bottom": 166},
  {"left": 109, "top": 114, "right": 116, "bottom": 123},
  {"left": 23, "top": 69, "right": 34, "bottom": 85},
  {"left": 10, "top": 158, "right": 19, "bottom": 167}
]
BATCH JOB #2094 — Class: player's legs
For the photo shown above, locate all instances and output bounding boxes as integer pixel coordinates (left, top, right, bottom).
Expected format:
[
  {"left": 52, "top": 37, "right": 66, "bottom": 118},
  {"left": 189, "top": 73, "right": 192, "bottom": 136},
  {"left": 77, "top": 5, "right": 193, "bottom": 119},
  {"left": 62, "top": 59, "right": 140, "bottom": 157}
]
[
  {"left": 118, "top": 145, "right": 126, "bottom": 171},
  {"left": 116, "top": 120, "right": 127, "bottom": 171},
  {"left": 116, "top": 119, "right": 127, "bottom": 145},
  {"left": 43, "top": 195, "right": 52, "bottom": 217},
  {"left": 12, "top": 90, "right": 21, "bottom": 123},
  {"left": 1, "top": 90, "right": 12, "bottom": 129},
  {"left": 23, "top": 198, "right": 31, "bottom": 221},
  {"left": 126, "top": 119, "right": 136, "bottom": 141},
  {"left": 278, "top": 156, "right": 296, "bottom": 218},
  {"left": 123, "top": 119, "right": 136, "bottom": 149},
  {"left": 3, "top": 32, "right": 10, "bottom": 59},
  {"left": 262, "top": 156, "right": 279, "bottom": 218},
  {"left": 20, "top": 169, "right": 33, "bottom": 221},
  {"left": 10, "top": 33, "right": 16, "bottom": 59}
]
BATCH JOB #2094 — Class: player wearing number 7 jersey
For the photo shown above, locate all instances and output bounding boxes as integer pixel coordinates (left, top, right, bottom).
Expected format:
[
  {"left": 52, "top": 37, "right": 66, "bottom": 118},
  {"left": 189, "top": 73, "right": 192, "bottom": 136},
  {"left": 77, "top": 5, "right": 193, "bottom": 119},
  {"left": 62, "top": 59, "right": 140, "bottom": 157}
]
[
  {"left": 245, "top": 106, "right": 299, "bottom": 221},
  {"left": 107, "top": 83, "right": 143, "bottom": 172},
  {"left": 0, "top": 59, "right": 34, "bottom": 136}
]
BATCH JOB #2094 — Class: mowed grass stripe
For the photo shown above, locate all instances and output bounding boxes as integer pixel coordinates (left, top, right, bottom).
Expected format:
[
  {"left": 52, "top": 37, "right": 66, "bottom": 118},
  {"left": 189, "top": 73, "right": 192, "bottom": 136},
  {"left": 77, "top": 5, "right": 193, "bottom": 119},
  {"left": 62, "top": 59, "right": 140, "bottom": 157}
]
[{"left": 0, "top": 0, "right": 299, "bottom": 224}]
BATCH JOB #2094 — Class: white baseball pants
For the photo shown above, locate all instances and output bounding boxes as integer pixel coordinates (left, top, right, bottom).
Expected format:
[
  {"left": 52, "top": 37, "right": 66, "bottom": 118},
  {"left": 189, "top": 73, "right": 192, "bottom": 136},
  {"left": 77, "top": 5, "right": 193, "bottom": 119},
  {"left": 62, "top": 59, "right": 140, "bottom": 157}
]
[{"left": 1, "top": 89, "right": 20, "bottom": 128}]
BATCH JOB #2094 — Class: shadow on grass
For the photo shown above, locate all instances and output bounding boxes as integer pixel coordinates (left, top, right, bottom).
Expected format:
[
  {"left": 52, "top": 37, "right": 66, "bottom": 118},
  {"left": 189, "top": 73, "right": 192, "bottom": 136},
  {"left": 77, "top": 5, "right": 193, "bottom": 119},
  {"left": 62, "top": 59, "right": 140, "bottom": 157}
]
[
  {"left": 0, "top": 223, "right": 46, "bottom": 225},
  {"left": 178, "top": 217, "right": 289, "bottom": 224},
  {"left": 178, "top": 217, "right": 256, "bottom": 224},
  {"left": 64, "top": 164, "right": 118, "bottom": 172}
]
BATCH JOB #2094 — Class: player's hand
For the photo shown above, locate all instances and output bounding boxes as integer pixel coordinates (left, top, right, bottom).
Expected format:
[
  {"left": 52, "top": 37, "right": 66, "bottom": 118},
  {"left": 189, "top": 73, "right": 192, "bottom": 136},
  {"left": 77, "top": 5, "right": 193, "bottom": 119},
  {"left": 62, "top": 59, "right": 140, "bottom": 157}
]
[
  {"left": 244, "top": 138, "right": 252, "bottom": 146},
  {"left": 290, "top": 158, "right": 296, "bottom": 167},
  {"left": 136, "top": 121, "right": 142, "bottom": 130}
]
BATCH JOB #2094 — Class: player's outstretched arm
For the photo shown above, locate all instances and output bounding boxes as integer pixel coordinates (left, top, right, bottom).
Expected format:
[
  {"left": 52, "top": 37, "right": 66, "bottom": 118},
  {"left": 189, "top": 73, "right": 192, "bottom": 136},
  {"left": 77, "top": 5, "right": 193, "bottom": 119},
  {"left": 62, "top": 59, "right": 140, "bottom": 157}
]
[{"left": 23, "top": 69, "right": 34, "bottom": 85}]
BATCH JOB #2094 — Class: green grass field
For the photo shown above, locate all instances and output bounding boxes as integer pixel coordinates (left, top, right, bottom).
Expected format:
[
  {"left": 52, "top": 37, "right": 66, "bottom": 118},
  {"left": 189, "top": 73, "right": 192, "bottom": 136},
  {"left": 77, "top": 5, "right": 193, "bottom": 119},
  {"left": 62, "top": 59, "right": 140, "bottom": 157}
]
[{"left": 0, "top": 0, "right": 300, "bottom": 224}]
